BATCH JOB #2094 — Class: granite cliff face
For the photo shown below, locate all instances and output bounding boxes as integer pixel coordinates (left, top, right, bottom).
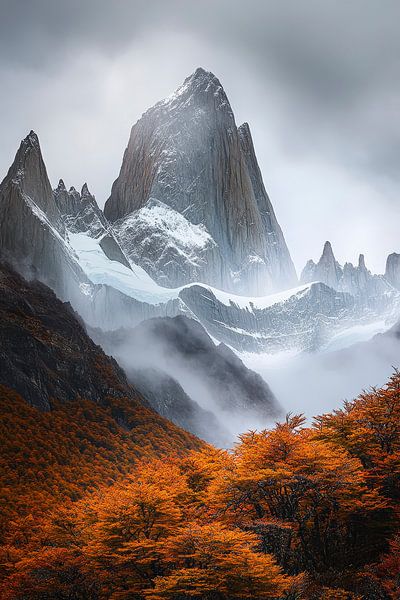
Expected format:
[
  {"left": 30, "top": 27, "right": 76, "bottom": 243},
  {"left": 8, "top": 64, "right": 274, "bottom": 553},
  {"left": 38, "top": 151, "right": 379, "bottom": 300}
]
[
  {"left": 385, "top": 253, "right": 400, "bottom": 290},
  {"left": 104, "top": 68, "right": 297, "bottom": 294}
]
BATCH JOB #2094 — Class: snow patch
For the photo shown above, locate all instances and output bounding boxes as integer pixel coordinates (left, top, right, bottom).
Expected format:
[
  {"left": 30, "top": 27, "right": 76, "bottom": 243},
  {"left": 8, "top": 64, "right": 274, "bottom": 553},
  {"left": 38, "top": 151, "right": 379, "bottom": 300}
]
[
  {"left": 118, "top": 199, "right": 215, "bottom": 262},
  {"left": 68, "top": 232, "right": 180, "bottom": 305}
]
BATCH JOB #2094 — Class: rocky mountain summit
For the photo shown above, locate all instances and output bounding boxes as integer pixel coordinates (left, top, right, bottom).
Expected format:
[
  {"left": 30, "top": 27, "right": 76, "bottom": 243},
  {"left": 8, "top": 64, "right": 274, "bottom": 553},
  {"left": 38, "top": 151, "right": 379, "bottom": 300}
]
[
  {"left": 0, "top": 131, "right": 83, "bottom": 298},
  {"left": 2, "top": 67, "right": 400, "bottom": 364},
  {"left": 104, "top": 68, "right": 297, "bottom": 294}
]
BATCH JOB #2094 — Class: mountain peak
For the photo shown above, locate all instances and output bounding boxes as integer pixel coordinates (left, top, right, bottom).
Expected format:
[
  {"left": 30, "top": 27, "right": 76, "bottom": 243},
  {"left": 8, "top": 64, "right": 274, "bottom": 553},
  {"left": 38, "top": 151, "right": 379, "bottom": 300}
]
[
  {"left": 160, "top": 67, "right": 229, "bottom": 114},
  {"left": 57, "top": 179, "right": 66, "bottom": 191},
  {"left": 81, "top": 183, "right": 91, "bottom": 197},
  {"left": 104, "top": 69, "right": 296, "bottom": 294},
  {"left": 358, "top": 254, "right": 366, "bottom": 269},
  {"left": 192, "top": 66, "right": 210, "bottom": 79},
  {"left": 25, "top": 130, "right": 40, "bottom": 148},
  {"left": 11, "top": 131, "right": 42, "bottom": 178},
  {"left": 0, "top": 130, "right": 62, "bottom": 227},
  {"left": 322, "top": 240, "right": 334, "bottom": 259},
  {"left": 184, "top": 67, "right": 222, "bottom": 93}
]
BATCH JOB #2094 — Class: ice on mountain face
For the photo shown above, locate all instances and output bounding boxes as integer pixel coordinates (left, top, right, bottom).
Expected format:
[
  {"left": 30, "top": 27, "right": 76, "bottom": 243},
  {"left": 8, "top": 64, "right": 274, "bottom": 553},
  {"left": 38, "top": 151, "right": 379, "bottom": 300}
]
[
  {"left": 179, "top": 281, "right": 370, "bottom": 353},
  {"left": 3, "top": 131, "right": 399, "bottom": 360},
  {"left": 104, "top": 68, "right": 297, "bottom": 295},
  {"left": 68, "top": 232, "right": 179, "bottom": 305},
  {"left": 121, "top": 199, "right": 214, "bottom": 252},
  {"left": 112, "top": 199, "right": 225, "bottom": 287},
  {"left": 202, "top": 282, "right": 312, "bottom": 312}
]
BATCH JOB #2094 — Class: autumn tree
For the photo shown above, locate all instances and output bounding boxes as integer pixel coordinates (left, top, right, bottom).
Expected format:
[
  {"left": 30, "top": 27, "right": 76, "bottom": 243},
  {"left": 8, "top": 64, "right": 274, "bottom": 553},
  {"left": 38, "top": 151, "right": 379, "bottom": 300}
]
[
  {"left": 315, "top": 371, "right": 400, "bottom": 500},
  {"left": 146, "top": 523, "right": 294, "bottom": 600},
  {"left": 204, "top": 415, "right": 387, "bottom": 575}
]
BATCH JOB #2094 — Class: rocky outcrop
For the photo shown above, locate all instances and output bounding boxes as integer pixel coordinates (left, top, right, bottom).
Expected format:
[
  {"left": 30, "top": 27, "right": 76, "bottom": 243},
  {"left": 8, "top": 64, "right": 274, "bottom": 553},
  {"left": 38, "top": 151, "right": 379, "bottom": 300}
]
[
  {"left": 104, "top": 68, "right": 297, "bottom": 294},
  {"left": 385, "top": 253, "right": 400, "bottom": 290},
  {"left": 301, "top": 242, "right": 394, "bottom": 312},
  {"left": 301, "top": 241, "right": 343, "bottom": 289}
]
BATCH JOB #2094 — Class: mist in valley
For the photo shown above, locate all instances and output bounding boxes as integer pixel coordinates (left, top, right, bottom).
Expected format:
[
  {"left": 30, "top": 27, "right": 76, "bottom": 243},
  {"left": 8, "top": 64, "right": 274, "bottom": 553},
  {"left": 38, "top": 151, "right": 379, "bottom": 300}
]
[
  {"left": 92, "top": 317, "right": 281, "bottom": 447},
  {"left": 242, "top": 328, "right": 400, "bottom": 421}
]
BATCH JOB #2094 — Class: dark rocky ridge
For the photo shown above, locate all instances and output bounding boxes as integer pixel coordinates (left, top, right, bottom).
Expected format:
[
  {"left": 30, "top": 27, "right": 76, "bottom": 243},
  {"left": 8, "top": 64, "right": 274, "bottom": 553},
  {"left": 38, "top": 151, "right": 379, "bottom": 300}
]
[
  {"left": 104, "top": 68, "right": 297, "bottom": 294},
  {"left": 0, "top": 262, "right": 141, "bottom": 411},
  {"left": 0, "top": 260, "right": 253, "bottom": 445}
]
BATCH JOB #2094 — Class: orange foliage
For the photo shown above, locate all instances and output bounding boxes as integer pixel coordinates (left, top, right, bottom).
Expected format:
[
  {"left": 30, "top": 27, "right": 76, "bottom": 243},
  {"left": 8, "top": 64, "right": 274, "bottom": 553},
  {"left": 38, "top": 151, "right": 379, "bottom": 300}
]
[
  {"left": 0, "top": 385, "right": 201, "bottom": 540},
  {"left": 315, "top": 371, "right": 400, "bottom": 501},
  {"left": 2, "top": 372, "right": 400, "bottom": 599}
]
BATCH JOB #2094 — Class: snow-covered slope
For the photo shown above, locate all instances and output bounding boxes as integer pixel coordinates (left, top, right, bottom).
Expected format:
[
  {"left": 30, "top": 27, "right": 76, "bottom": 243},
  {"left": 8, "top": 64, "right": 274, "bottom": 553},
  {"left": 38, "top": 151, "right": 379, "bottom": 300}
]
[
  {"left": 66, "top": 228, "right": 399, "bottom": 353},
  {"left": 112, "top": 198, "right": 225, "bottom": 287}
]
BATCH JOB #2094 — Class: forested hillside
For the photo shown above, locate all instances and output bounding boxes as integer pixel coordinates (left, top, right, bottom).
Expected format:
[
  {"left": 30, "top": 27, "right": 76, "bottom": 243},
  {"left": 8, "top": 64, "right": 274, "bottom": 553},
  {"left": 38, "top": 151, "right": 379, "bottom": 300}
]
[{"left": 1, "top": 373, "right": 399, "bottom": 598}]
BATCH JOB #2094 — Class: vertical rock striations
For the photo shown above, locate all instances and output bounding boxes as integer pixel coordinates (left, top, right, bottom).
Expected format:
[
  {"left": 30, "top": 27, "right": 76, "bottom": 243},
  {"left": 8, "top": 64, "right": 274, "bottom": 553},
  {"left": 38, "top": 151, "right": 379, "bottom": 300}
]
[{"left": 104, "top": 68, "right": 297, "bottom": 294}]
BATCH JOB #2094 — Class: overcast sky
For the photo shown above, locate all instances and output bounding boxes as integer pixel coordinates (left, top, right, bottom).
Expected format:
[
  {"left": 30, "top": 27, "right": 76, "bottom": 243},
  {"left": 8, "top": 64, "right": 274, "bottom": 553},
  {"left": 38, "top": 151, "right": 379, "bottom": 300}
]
[{"left": 1, "top": 0, "right": 399, "bottom": 273}]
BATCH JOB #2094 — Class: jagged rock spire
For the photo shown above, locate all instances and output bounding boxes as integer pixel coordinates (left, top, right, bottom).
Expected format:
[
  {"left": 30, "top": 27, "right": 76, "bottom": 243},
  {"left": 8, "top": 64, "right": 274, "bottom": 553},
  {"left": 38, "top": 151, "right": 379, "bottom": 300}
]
[
  {"left": 1, "top": 131, "right": 61, "bottom": 227},
  {"left": 81, "top": 182, "right": 91, "bottom": 197},
  {"left": 300, "top": 241, "right": 342, "bottom": 289},
  {"left": 322, "top": 240, "right": 334, "bottom": 258}
]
